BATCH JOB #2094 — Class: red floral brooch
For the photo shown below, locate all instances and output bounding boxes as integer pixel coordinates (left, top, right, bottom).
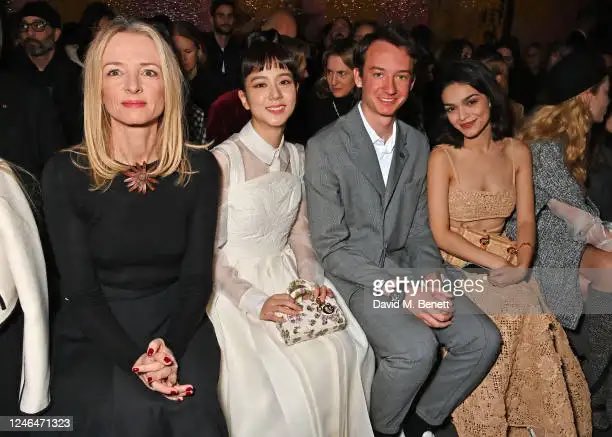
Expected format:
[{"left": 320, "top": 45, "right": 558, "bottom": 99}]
[{"left": 123, "top": 163, "right": 159, "bottom": 194}]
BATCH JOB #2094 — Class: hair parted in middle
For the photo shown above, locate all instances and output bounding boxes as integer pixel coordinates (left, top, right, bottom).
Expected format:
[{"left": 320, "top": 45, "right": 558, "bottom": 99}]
[
  {"left": 170, "top": 20, "right": 206, "bottom": 66},
  {"left": 316, "top": 38, "right": 356, "bottom": 99},
  {"left": 78, "top": 17, "right": 193, "bottom": 191},
  {"left": 434, "top": 59, "right": 512, "bottom": 148}
]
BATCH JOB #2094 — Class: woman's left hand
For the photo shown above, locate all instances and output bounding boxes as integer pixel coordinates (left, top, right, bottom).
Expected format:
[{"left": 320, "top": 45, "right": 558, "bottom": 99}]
[
  {"left": 488, "top": 264, "right": 528, "bottom": 287},
  {"left": 312, "top": 285, "right": 333, "bottom": 302}
]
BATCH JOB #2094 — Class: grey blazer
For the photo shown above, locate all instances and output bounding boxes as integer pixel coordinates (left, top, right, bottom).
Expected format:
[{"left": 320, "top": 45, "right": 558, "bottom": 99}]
[{"left": 304, "top": 106, "right": 442, "bottom": 301}]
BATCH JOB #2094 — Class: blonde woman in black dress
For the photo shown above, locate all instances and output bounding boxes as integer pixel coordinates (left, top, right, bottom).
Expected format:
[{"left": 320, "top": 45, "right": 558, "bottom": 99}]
[{"left": 42, "top": 19, "right": 227, "bottom": 436}]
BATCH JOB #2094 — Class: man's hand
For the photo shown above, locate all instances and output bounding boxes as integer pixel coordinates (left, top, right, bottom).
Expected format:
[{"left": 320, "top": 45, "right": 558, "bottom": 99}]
[{"left": 406, "top": 272, "right": 454, "bottom": 328}]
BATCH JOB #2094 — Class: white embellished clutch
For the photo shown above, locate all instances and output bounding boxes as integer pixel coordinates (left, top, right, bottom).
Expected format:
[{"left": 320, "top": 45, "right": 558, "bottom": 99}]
[{"left": 276, "top": 279, "right": 347, "bottom": 346}]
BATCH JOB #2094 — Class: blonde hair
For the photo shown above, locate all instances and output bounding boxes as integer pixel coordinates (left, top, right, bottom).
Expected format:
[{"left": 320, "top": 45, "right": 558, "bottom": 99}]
[
  {"left": 518, "top": 96, "right": 592, "bottom": 186},
  {"left": 77, "top": 18, "right": 193, "bottom": 190}
]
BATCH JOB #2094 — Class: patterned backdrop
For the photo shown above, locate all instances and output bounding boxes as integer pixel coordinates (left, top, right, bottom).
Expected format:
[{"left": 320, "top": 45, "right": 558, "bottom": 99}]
[{"left": 7, "top": 0, "right": 428, "bottom": 27}]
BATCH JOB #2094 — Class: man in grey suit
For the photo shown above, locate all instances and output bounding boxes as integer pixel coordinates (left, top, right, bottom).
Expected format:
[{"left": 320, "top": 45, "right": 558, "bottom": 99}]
[{"left": 304, "top": 28, "right": 501, "bottom": 437}]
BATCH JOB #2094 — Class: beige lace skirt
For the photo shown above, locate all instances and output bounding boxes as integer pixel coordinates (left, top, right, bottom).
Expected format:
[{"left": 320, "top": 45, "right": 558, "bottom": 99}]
[{"left": 452, "top": 273, "right": 592, "bottom": 437}]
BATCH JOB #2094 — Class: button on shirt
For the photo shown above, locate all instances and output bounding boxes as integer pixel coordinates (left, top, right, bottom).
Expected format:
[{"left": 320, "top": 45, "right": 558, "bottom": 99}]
[{"left": 358, "top": 103, "right": 397, "bottom": 185}]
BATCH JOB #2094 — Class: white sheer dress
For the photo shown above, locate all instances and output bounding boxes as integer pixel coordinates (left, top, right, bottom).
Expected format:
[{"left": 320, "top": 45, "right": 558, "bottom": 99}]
[{"left": 207, "top": 122, "right": 374, "bottom": 437}]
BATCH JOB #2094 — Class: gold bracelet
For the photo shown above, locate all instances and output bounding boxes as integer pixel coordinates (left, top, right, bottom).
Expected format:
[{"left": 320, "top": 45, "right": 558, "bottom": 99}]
[{"left": 517, "top": 242, "right": 532, "bottom": 250}]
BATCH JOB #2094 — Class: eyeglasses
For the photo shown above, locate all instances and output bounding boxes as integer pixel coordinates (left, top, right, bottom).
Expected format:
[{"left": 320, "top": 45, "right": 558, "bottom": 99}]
[{"left": 18, "top": 20, "right": 48, "bottom": 33}]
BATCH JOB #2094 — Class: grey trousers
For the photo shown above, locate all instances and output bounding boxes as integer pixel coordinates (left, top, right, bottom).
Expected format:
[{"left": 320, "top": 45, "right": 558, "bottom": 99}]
[{"left": 349, "top": 292, "right": 501, "bottom": 434}]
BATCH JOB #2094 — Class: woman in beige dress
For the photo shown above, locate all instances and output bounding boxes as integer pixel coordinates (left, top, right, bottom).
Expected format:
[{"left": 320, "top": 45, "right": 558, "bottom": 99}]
[{"left": 427, "top": 60, "right": 590, "bottom": 437}]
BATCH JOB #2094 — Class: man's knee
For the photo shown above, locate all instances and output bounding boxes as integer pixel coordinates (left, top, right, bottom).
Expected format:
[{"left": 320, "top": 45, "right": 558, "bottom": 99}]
[{"left": 380, "top": 339, "right": 439, "bottom": 382}]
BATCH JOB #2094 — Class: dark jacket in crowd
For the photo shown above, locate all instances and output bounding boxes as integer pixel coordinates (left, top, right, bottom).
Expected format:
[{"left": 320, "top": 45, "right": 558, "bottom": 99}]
[
  {"left": 305, "top": 91, "right": 357, "bottom": 140},
  {"left": 8, "top": 48, "right": 83, "bottom": 146},
  {"left": 0, "top": 70, "right": 64, "bottom": 178},
  {"left": 201, "top": 32, "right": 243, "bottom": 96},
  {"left": 189, "top": 65, "right": 226, "bottom": 116},
  {"left": 588, "top": 130, "right": 612, "bottom": 221}
]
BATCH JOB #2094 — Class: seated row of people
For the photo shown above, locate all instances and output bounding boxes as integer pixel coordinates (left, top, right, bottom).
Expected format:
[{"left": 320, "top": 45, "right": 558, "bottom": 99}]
[{"left": 1, "top": 19, "right": 610, "bottom": 437}]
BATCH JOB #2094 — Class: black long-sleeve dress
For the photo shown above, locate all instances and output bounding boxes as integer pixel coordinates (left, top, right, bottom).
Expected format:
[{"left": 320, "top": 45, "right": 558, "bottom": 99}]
[{"left": 41, "top": 150, "right": 227, "bottom": 437}]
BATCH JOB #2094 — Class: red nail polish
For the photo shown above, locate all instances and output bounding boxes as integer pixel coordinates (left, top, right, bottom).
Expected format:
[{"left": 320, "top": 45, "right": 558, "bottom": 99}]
[
  {"left": 147, "top": 348, "right": 154, "bottom": 356},
  {"left": 163, "top": 356, "right": 172, "bottom": 364},
  {"left": 171, "top": 390, "right": 178, "bottom": 396},
  {"left": 147, "top": 377, "right": 153, "bottom": 383},
  {"left": 132, "top": 367, "right": 139, "bottom": 373}
]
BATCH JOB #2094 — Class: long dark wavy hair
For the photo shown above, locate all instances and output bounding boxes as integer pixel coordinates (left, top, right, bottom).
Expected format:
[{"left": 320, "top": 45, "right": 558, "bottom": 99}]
[{"left": 433, "top": 60, "right": 512, "bottom": 148}]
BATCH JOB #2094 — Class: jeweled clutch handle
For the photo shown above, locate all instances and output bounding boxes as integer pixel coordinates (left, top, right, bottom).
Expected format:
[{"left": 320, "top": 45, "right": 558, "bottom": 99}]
[{"left": 276, "top": 279, "right": 347, "bottom": 346}]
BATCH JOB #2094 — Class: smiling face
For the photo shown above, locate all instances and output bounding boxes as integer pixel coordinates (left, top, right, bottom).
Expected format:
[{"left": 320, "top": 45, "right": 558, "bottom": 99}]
[
  {"left": 442, "top": 82, "right": 491, "bottom": 139},
  {"left": 238, "top": 63, "right": 297, "bottom": 130},
  {"left": 326, "top": 54, "right": 355, "bottom": 98},
  {"left": 101, "top": 32, "right": 165, "bottom": 128},
  {"left": 354, "top": 40, "right": 414, "bottom": 120}
]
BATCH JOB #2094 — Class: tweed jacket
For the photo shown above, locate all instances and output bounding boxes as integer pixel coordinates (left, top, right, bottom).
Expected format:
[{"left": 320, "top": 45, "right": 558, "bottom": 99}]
[
  {"left": 506, "top": 140, "right": 598, "bottom": 329},
  {"left": 304, "top": 106, "right": 442, "bottom": 301},
  {"left": 0, "top": 162, "right": 50, "bottom": 413}
]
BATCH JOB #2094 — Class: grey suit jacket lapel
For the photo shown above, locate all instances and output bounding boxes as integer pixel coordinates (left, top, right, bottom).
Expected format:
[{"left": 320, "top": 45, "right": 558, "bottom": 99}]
[
  {"left": 343, "top": 107, "right": 385, "bottom": 197},
  {"left": 384, "top": 123, "right": 409, "bottom": 208}
]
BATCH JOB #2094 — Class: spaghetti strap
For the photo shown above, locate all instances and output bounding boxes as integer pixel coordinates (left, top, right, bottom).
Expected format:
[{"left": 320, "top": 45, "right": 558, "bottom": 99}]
[
  {"left": 508, "top": 139, "right": 516, "bottom": 186},
  {"left": 440, "top": 146, "right": 461, "bottom": 185}
]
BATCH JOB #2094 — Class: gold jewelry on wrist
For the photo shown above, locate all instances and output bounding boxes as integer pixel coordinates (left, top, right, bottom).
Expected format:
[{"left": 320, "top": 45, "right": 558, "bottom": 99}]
[{"left": 517, "top": 242, "right": 532, "bottom": 250}]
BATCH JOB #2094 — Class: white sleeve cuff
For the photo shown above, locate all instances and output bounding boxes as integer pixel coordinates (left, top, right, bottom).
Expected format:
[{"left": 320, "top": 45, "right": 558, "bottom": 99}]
[{"left": 238, "top": 287, "right": 269, "bottom": 317}]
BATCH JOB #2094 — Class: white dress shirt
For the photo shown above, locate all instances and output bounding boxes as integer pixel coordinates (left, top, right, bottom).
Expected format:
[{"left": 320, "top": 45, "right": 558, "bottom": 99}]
[{"left": 358, "top": 103, "right": 397, "bottom": 185}]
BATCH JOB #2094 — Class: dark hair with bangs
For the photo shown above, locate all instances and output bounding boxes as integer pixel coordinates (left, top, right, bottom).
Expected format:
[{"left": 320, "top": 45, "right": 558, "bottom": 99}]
[
  {"left": 354, "top": 26, "right": 417, "bottom": 76},
  {"left": 240, "top": 40, "right": 299, "bottom": 89},
  {"left": 434, "top": 60, "right": 511, "bottom": 148}
]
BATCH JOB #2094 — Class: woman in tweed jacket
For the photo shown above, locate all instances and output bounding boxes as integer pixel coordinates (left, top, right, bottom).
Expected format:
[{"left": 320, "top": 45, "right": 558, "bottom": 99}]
[
  {"left": 506, "top": 50, "right": 611, "bottom": 429},
  {"left": 506, "top": 51, "right": 610, "bottom": 329}
]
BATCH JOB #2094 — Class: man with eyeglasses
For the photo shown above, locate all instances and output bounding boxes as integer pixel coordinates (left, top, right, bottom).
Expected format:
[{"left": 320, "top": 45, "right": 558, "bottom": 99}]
[{"left": 8, "top": 1, "right": 83, "bottom": 147}]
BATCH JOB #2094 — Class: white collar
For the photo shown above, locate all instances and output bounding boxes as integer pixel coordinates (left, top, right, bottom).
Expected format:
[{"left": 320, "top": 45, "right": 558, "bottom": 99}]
[
  {"left": 358, "top": 102, "right": 397, "bottom": 153},
  {"left": 238, "top": 121, "right": 285, "bottom": 166}
]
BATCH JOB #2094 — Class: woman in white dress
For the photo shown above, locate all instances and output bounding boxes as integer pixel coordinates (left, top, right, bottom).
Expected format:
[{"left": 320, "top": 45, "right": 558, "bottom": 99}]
[{"left": 208, "top": 40, "right": 374, "bottom": 437}]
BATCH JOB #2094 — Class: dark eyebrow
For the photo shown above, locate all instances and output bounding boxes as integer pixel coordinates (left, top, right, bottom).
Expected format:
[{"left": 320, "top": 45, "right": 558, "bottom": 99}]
[
  {"left": 249, "top": 72, "right": 293, "bottom": 82},
  {"left": 248, "top": 74, "right": 269, "bottom": 82},
  {"left": 369, "top": 66, "right": 413, "bottom": 75},
  {"left": 462, "top": 93, "right": 480, "bottom": 102}
]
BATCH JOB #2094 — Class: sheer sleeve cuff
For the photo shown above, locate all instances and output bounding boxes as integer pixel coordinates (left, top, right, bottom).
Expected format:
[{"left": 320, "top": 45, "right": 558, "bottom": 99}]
[{"left": 238, "top": 287, "right": 269, "bottom": 317}]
